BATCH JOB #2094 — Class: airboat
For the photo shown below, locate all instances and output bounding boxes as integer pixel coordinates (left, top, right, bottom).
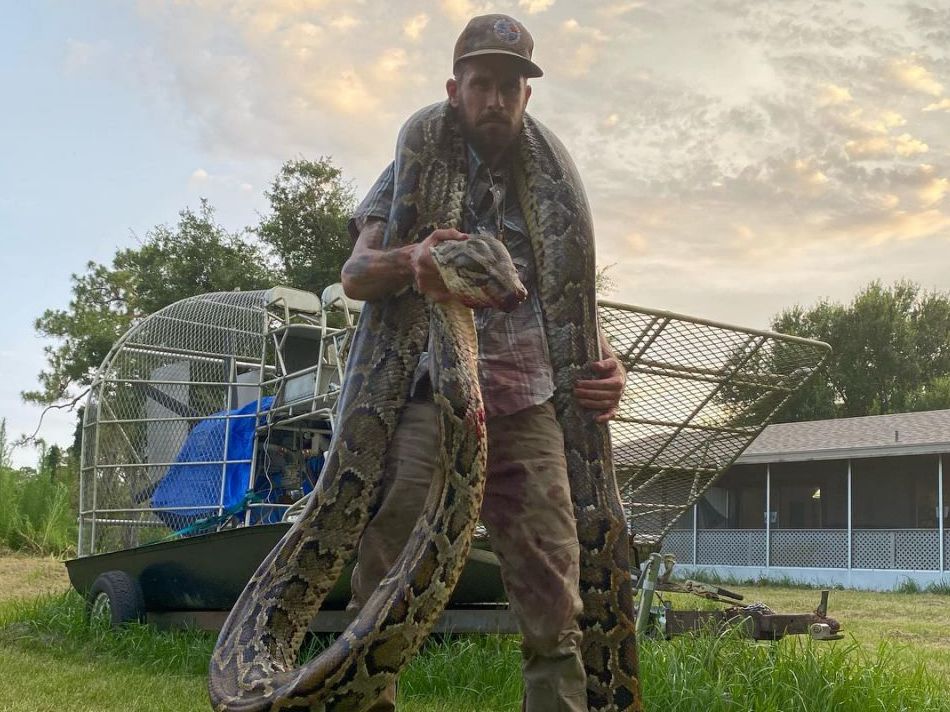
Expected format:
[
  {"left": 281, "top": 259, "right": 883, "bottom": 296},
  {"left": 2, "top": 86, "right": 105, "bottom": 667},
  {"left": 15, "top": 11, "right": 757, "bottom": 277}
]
[{"left": 66, "top": 283, "right": 837, "bottom": 639}]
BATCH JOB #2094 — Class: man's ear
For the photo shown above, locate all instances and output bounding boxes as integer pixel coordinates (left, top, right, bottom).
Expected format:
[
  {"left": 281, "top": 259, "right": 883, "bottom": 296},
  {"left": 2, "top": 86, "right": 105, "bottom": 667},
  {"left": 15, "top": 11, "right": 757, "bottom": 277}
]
[
  {"left": 524, "top": 83, "right": 532, "bottom": 106},
  {"left": 446, "top": 77, "right": 459, "bottom": 107}
]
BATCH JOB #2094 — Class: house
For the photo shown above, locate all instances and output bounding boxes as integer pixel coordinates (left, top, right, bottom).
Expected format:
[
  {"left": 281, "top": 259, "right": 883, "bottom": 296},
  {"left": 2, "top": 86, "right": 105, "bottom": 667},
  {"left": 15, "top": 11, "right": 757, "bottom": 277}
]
[{"left": 661, "top": 409, "right": 950, "bottom": 589}]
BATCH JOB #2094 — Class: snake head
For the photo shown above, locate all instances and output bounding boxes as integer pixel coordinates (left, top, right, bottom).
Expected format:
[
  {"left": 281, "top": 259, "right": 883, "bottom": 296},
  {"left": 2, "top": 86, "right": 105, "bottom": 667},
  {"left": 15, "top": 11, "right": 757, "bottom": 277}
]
[{"left": 430, "top": 234, "right": 528, "bottom": 312}]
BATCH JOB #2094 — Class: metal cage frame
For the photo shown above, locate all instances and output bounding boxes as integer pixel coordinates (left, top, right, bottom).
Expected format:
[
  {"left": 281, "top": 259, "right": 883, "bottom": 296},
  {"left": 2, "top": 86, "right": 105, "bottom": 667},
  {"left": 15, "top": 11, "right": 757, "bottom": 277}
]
[
  {"left": 78, "top": 286, "right": 362, "bottom": 556},
  {"left": 78, "top": 290, "right": 829, "bottom": 558}
]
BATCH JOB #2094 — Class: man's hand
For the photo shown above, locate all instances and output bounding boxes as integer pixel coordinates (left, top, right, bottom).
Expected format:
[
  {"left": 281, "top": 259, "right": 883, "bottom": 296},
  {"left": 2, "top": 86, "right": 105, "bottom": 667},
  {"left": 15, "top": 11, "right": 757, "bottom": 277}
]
[
  {"left": 409, "top": 228, "right": 468, "bottom": 301},
  {"left": 574, "top": 356, "right": 626, "bottom": 423}
]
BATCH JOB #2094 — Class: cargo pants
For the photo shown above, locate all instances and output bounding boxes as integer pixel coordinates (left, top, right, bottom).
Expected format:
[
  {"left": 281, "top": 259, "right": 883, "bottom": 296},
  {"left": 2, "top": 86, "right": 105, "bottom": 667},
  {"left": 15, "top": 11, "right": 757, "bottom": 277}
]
[{"left": 350, "top": 399, "right": 588, "bottom": 712}]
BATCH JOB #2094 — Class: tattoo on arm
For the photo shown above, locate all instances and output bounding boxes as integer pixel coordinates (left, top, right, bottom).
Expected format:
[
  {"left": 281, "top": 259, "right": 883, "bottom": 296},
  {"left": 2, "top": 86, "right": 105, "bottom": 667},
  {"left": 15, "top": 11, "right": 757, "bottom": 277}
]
[
  {"left": 344, "top": 253, "right": 373, "bottom": 280},
  {"left": 341, "top": 219, "right": 413, "bottom": 300},
  {"left": 359, "top": 219, "right": 386, "bottom": 250},
  {"left": 343, "top": 220, "right": 387, "bottom": 283}
]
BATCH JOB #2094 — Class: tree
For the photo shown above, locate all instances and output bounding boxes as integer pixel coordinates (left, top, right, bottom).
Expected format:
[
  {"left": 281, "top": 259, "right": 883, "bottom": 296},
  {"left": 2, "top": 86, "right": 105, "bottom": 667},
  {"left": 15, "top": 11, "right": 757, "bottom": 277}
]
[
  {"left": 256, "top": 158, "right": 355, "bottom": 296},
  {"left": 24, "top": 200, "right": 274, "bottom": 407},
  {"left": 768, "top": 280, "right": 950, "bottom": 421},
  {"left": 595, "top": 263, "right": 617, "bottom": 297}
]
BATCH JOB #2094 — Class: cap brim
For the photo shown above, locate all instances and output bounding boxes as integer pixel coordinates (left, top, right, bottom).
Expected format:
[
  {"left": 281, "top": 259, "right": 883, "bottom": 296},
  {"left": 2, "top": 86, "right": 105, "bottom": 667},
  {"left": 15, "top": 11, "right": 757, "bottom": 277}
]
[{"left": 454, "top": 49, "right": 543, "bottom": 78}]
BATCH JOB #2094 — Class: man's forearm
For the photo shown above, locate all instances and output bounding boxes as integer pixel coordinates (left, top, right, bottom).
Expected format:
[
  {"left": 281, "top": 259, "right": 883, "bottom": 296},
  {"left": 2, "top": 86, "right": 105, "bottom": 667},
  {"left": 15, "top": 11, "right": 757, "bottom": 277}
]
[{"left": 341, "top": 219, "right": 414, "bottom": 301}]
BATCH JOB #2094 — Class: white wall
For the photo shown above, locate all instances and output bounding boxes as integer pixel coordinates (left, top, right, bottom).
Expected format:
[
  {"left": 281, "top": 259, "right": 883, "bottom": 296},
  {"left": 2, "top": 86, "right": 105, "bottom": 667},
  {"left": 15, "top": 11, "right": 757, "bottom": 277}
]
[{"left": 673, "top": 563, "right": 950, "bottom": 591}]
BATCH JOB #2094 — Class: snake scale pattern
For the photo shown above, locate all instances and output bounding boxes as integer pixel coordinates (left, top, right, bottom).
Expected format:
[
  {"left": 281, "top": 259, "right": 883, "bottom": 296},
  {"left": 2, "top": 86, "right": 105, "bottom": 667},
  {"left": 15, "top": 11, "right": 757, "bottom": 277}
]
[{"left": 208, "top": 101, "right": 642, "bottom": 712}]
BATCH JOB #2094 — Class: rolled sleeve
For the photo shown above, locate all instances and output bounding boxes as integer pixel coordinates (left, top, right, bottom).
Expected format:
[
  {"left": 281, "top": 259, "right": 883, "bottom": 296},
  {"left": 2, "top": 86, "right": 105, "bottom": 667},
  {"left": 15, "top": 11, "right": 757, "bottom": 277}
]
[{"left": 348, "top": 162, "right": 395, "bottom": 241}]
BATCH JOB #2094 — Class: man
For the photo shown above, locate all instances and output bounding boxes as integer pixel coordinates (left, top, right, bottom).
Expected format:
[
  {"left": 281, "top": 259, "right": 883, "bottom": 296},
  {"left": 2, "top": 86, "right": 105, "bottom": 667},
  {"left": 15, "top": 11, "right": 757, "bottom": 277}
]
[{"left": 340, "top": 14, "right": 629, "bottom": 712}]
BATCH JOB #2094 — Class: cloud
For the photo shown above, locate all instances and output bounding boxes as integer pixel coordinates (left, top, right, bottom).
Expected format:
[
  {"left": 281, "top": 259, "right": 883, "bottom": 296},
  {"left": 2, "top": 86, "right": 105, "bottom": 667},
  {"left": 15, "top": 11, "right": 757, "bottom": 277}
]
[
  {"left": 924, "top": 97, "right": 950, "bottom": 112},
  {"left": 280, "top": 21, "right": 325, "bottom": 52},
  {"left": 519, "top": 0, "right": 555, "bottom": 14},
  {"left": 403, "top": 13, "right": 430, "bottom": 40},
  {"left": 845, "top": 133, "right": 929, "bottom": 159},
  {"left": 826, "top": 106, "right": 906, "bottom": 138},
  {"left": 319, "top": 70, "right": 378, "bottom": 115},
  {"left": 439, "top": 0, "right": 492, "bottom": 23},
  {"left": 918, "top": 174, "right": 949, "bottom": 207},
  {"left": 905, "top": 4, "right": 950, "bottom": 47},
  {"left": 551, "top": 18, "right": 609, "bottom": 77},
  {"left": 186, "top": 167, "right": 255, "bottom": 196},
  {"left": 596, "top": 2, "right": 644, "bottom": 19},
  {"left": 826, "top": 207, "right": 950, "bottom": 246},
  {"left": 328, "top": 14, "right": 360, "bottom": 31},
  {"left": 622, "top": 231, "right": 649, "bottom": 255},
  {"left": 889, "top": 57, "right": 944, "bottom": 96},
  {"left": 817, "top": 83, "right": 852, "bottom": 107},
  {"left": 561, "top": 18, "right": 609, "bottom": 42},
  {"left": 565, "top": 44, "right": 598, "bottom": 78},
  {"left": 114, "top": 0, "right": 950, "bottom": 327}
]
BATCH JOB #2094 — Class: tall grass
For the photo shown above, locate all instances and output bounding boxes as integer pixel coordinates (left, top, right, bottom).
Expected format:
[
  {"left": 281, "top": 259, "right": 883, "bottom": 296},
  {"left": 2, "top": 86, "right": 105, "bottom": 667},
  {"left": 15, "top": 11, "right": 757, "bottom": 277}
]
[
  {"left": 2, "top": 592, "right": 948, "bottom": 711},
  {"left": 689, "top": 567, "right": 950, "bottom": 595},
  {"left": 0, "top": 420, "right": 77, "bottom": 556},
  {"left": 895, "top": 577, "right": 950, "bottom": 595},
  {"left": 0, "top": 466, "right": 76, "bottom": 555},
  {"left": 640, "top": 626, "right": 949, "bottom": 711}
]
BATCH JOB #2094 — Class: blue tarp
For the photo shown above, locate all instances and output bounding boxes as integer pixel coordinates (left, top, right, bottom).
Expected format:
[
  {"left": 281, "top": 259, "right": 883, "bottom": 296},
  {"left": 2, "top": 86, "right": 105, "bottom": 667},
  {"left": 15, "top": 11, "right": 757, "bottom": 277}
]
[{"left": 150, "top": 397, "right": 274, "bottom": 521}]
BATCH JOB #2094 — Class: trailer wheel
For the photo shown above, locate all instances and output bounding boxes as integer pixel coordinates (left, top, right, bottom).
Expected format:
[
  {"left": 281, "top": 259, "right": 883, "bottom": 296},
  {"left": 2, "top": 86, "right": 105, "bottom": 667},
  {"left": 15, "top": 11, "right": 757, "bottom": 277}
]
[{"left": 87, "top": 570, "right": 145, "bottom": 627}]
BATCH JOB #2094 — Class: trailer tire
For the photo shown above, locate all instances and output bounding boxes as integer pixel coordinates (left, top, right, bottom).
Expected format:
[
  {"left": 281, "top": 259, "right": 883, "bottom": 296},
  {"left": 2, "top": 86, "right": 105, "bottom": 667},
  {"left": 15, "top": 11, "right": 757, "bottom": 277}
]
[{"left": 87, "top": 570, "right": 145, "bottom": 627}]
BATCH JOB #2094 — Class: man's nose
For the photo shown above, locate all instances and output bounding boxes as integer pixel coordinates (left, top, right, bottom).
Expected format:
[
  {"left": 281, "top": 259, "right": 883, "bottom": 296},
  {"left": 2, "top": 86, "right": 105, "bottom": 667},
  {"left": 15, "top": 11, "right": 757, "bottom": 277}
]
[{"left": 486, "top": 85, "right": 504, "bottom": 109}]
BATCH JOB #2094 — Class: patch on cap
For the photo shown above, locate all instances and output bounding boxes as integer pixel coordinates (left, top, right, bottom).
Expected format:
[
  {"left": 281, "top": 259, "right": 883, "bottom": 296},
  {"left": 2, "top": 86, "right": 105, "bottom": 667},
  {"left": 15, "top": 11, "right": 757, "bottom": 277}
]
[{"left": 493, "top": 17, "right": 522, "bottom": 44}]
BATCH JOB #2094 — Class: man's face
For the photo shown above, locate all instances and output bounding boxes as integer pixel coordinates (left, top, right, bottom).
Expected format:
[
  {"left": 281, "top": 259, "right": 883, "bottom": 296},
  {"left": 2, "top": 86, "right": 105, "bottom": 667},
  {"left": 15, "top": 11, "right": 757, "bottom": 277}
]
[{"left": 447, "top": 55, "right": 532, "bottom": 159}]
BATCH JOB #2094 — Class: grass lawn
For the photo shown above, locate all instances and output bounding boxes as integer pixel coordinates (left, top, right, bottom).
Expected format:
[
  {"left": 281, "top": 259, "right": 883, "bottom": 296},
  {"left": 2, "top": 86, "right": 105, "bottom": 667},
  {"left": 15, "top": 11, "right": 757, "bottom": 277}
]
[
  {"left": 700, "top": 584, "right": 950, "bottom": 682},
  {"left": 0, "top": 549, "right": 70, "bottom": 602},
  {"left": 2, "top": 553, "right": 949, "bottom": 711}
]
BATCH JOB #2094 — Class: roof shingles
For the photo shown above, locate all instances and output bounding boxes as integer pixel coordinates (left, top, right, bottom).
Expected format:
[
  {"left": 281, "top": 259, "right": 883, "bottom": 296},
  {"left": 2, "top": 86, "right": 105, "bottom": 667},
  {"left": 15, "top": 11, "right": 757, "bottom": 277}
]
[{"left": 738, "top": 409, "right": 950, "bottom": 462}]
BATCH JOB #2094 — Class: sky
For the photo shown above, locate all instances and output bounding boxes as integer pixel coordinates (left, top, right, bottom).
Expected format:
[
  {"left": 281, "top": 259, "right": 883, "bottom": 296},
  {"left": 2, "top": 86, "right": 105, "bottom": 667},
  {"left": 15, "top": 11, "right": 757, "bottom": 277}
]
[{"left": 2, "top": 0, "right": 949, "bottom": 467}]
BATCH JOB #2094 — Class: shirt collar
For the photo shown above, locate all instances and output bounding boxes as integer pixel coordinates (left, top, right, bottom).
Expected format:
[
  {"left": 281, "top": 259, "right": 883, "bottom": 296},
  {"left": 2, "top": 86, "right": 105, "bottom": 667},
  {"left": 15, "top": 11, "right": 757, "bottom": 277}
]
[
  {"left": 466, "top": 143, "right": 484, "bottom": 183},
  {"left": 466, "top": 143, "right": 514, "bottom": 182}
]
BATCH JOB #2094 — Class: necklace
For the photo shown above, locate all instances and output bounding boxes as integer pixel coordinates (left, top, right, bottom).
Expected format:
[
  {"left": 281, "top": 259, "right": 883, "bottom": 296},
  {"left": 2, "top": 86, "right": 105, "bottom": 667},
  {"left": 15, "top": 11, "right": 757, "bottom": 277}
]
[{"left": 486, "top": 169, "right": 506, "bottom": 243}]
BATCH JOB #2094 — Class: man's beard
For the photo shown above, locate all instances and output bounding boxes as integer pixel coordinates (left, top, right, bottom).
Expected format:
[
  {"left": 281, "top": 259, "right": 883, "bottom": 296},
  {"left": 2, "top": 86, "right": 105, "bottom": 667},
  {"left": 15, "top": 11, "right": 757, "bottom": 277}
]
[{"left": 456, "top": 107, "right": 521, "bottom": 162}]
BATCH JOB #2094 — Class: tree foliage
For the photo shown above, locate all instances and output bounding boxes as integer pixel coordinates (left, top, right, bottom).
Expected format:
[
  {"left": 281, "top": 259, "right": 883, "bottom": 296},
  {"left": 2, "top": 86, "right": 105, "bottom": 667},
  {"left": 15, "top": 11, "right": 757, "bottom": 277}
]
[
  {"left": 769, "top": 280, "right": 950, "bottom": 421},
  {"left": 255, "top": 157, "right": 355, "bottom": 296},
  {"left": 25, "top": 200, "right": 274, "bottom": 406},
  {"left": 26, "top": 158, "right": 356, "bottom": 411}
]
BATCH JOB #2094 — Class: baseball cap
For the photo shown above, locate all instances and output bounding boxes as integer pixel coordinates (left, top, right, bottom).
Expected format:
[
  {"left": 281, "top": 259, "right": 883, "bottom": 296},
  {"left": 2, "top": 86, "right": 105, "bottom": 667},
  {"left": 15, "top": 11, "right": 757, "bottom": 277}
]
[{"left": 453, "top": 14, "right": 543, "bottom": 78}]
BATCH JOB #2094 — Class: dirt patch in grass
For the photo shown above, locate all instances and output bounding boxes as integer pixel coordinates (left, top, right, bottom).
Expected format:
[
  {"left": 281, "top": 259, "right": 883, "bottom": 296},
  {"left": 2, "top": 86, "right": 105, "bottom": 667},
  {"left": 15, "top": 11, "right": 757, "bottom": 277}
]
[{"left": 0, "top": 550, "right": 70, "bottom": 603}]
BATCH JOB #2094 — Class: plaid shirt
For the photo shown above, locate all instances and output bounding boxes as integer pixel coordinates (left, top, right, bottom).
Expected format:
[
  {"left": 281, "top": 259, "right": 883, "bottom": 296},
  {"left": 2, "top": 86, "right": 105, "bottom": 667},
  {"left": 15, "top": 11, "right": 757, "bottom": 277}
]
[{"left": 350, "top": 147, "right": 554, "bottom": 418}]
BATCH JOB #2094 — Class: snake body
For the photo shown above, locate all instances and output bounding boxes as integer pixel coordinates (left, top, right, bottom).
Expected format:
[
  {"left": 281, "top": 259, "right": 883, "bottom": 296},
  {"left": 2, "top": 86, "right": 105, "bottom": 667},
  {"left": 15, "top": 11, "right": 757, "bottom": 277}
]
[{"left": 209, "top": 102, "right": 641, "bottom": 711}]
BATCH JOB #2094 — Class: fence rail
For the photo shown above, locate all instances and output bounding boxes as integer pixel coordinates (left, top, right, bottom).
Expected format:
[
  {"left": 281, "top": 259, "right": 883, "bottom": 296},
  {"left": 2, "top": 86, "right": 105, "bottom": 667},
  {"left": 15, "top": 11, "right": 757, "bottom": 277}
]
[{"left": 662, "top": 527, "right": 947, "bottom": 571}]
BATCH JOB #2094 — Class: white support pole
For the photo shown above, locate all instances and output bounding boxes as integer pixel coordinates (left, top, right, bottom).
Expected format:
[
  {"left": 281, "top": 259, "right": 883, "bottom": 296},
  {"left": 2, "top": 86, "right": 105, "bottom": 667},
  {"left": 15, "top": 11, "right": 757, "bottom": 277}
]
[
  {"left": 244, "top": 327, "right": 270, "bottom": 528},
  {"left": 847, "top": 459, "right": 853, "bottom": 570},
  {"left": 765, "top": 463, "right": 771, "bottom": 569},
  {"left": 691, "top": 503, "right": 698, "bottom": 565},
  {"left": 939, "top": 454, "right": 944, "bottom": 573},
  {"left": 217, "top": 357, "right": 238, "bottom": 518}
]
